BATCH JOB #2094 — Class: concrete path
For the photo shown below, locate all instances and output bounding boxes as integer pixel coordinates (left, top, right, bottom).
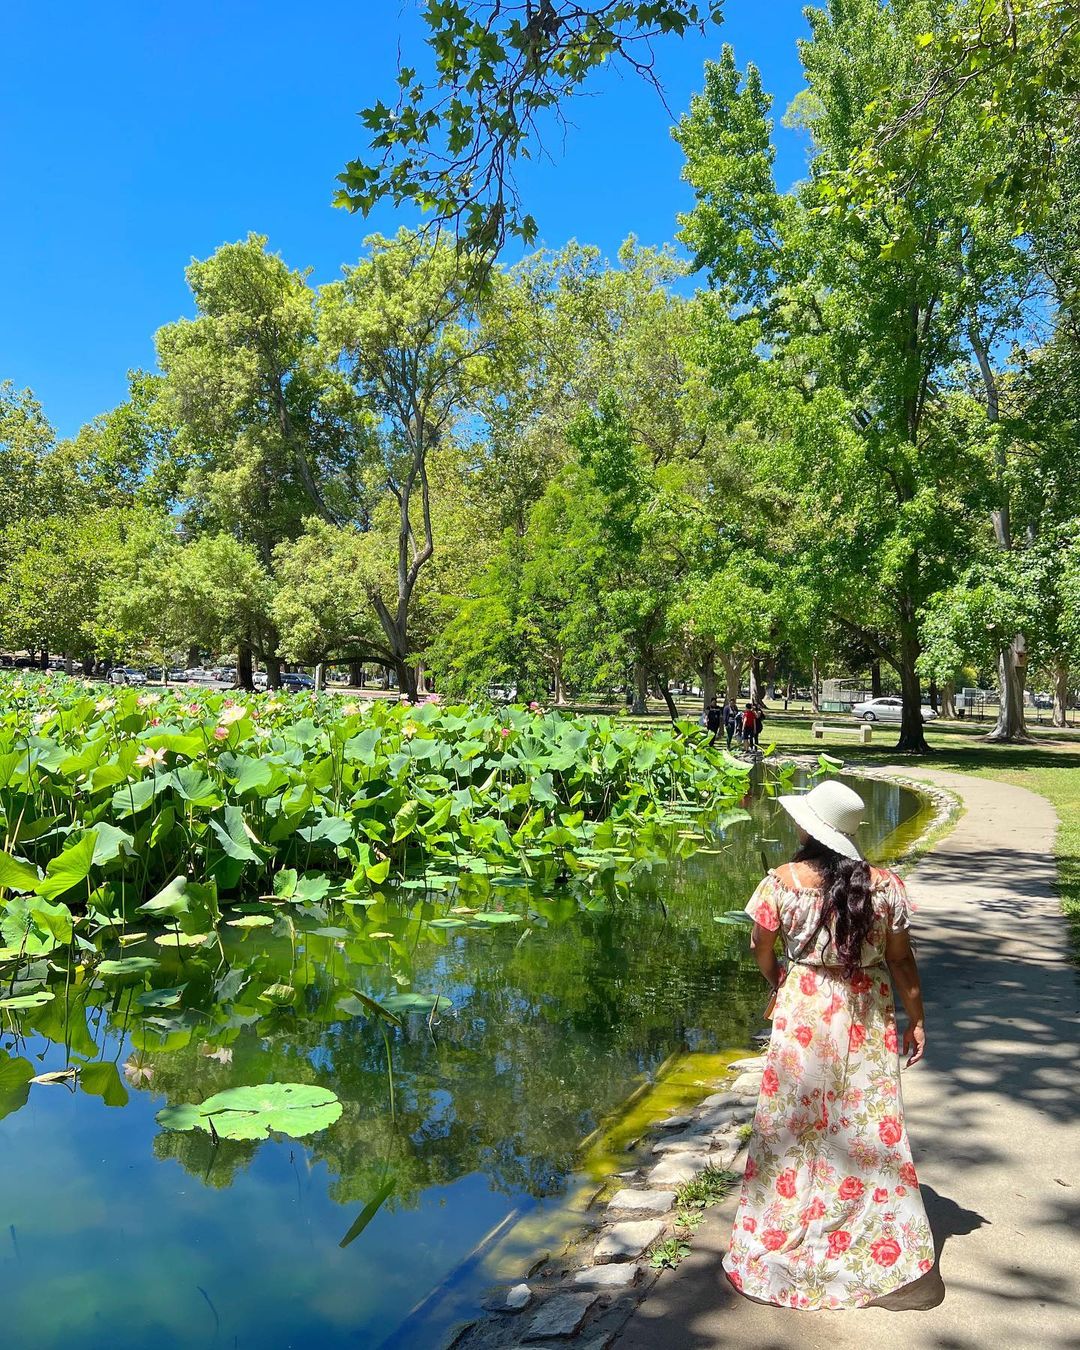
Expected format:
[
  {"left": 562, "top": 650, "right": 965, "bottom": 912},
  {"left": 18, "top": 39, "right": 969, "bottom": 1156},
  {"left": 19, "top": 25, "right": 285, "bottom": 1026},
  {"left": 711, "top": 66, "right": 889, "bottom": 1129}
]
[{"left": 616, "top": 769, "right": 1080, "bottom": 1350}]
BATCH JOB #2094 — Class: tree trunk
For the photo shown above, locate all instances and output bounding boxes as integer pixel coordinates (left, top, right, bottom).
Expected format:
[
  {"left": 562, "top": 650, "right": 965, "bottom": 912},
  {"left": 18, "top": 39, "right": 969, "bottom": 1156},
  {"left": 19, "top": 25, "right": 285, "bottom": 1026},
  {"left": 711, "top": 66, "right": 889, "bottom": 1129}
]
[
  {"left": 749, "top": 654, "right": 763, "bottom": 703},
  {"left": 720, "top": 652, "right": 741, "bottom": 703},
  {"left": 810, "top": 654, "right": 822, "bottom": 715},
  {"left": 64, "top": 649, "right": 74, "bottom": 677},
  {"left": 701, "top": 650, "right": 718, "bottom": 713},
  {"left": 395, "top": 659, "right": 419, "bottom": 701},
  {"left": 631, "top": 660, "right": 648, "bottom": 715},
  {"left": 237, "top": 640, "right": 254, "bottom": 692},
  {"left": 1052, "top": 656, "right": 1070, "bottom": 728},
  {"left": 553, "top": 661, "right": 567, "bottom": 706},
  {"left": 348, "top": 660, "right": 364, "bottom": 689},
  {"left": 314, "top": 662, "right": 326, "bottom": 691},
  {"left": 928, "top": 676, "right": 939, "bottom": 713},
  {"left": 940, "top": 678, "right": 957, "bottom": 720},
  {"left": 986, "top": 635, "right": 1030, "bottom": 742},
  {"left": 656, "top": 674, "right": 679, "bottom": 722},
  {"left": 186, "top": 645, "right": 200, "bottom": 670},
  {"left": 870, "top": 660, "right": 882, "bottom": 698},
  {"left": 416, "top": 662, "right": 427, "bottom": 696},
  {"left": 265, "top": 654, "right": 281, "bottom": 691},
  {"left": 895, "top": 627, "right": 929, "bottom": 753}
]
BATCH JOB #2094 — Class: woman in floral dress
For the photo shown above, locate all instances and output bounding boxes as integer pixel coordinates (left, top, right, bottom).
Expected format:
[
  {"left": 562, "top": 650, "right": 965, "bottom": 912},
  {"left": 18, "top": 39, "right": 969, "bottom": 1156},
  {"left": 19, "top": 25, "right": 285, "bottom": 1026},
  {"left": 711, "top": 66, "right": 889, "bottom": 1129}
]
[{"left": 723, "top": 780, "right": 935, "bottom": 1309}]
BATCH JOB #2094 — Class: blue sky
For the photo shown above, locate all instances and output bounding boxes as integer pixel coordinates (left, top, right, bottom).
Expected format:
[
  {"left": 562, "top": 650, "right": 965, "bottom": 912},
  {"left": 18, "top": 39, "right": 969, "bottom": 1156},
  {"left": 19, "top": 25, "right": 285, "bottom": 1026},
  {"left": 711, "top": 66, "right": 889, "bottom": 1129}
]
[{"left": 0, "top": 1, "right": 812, "bottom": 438}]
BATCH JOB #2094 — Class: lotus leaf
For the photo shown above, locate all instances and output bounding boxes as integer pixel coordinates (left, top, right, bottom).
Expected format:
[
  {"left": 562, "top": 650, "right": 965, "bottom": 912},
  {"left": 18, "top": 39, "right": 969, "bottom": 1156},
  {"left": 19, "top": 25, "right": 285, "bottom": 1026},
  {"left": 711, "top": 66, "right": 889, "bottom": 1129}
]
[
  {"left": 156, "top": 1082, "right": 342, "bottom": 1140},
  {"left": 98, "top": 957, "right": 159, "bottom": 977}
]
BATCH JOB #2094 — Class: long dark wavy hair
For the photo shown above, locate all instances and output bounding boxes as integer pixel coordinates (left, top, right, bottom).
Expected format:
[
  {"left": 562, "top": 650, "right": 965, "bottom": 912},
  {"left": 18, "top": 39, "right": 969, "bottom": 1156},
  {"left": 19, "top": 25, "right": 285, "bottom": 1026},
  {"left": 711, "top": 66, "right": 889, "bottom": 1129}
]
[{"left": 793, "top": 835, "right": 874, "bottom": 978}]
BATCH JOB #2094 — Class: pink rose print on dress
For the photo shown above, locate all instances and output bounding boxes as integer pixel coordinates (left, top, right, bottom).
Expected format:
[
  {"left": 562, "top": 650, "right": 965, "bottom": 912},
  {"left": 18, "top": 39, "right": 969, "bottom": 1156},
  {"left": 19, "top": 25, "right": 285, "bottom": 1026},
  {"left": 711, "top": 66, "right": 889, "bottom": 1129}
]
[
  {"left": 826, "top": 1230, "right": 851, "bottom": 1258},
  {"left": 753, "top": 899, "right": 776, "bottom": 925},
  {"left": 871, "top": 1238, "right": 903, "bottom": 1267},
  {"left": 838, "top": 1176, "right": 864, "bottom": 1201},
  {"left": 776, "top": 1169, "right": 798, "bottom": 1199},
  {"left": 878, "top": 1116, "right": 903, "bottom": 1146},
  {"left": 724, "top": 870, "right": 934, "bottom": 1308}
]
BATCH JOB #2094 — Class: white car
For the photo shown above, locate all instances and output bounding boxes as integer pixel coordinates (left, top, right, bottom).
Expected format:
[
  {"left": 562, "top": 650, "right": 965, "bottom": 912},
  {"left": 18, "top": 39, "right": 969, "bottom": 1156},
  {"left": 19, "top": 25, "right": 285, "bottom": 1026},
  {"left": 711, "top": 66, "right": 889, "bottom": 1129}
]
[
  {"left": 851, "top": 697, "right": 938, "bottom": 723},
  {"left": 110, "top": 666, "right": 147, "bottom": 686}
]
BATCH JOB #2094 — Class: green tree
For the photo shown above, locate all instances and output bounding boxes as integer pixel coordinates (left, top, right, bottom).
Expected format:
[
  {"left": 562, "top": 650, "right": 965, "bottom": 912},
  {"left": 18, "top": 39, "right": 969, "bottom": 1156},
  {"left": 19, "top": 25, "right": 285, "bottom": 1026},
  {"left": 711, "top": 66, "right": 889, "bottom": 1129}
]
[{"left": 319, "top": 230, "right": 501, "bottom": 698}]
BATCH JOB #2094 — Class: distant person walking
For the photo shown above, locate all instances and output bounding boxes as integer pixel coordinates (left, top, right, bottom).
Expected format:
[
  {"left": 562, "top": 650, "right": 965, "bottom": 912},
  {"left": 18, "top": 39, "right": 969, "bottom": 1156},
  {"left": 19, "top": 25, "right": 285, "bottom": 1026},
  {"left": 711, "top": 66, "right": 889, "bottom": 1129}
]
[
  {"left": 723, "top": 781, "right": 933, "bottom": 1308},
  {"left": 723, "top": 700, "right": 739, "bottom": 750},
  {"left": 742, "top": 702, "right": 760, "bottom": 751},
  {"left": 705, "top": 697, "right": 723, "bottom": 745}
]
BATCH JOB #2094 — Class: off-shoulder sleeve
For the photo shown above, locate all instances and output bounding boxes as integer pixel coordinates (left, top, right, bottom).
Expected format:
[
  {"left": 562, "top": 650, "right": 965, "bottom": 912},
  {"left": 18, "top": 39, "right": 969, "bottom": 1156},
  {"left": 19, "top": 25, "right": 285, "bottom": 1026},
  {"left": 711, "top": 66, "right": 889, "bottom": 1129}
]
[
  {"left": 885, "top": 871, "right": 912, "bottom": 933},
  {"left": 744, "top": 872, "right": 781, "bottom": 931}
]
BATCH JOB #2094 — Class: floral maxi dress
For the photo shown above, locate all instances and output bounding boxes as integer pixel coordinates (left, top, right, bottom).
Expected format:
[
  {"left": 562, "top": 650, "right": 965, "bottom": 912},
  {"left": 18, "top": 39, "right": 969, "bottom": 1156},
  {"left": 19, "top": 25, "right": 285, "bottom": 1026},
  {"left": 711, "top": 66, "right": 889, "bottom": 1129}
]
[{"left": 722, "top": 868, "right": 935, "bottom": 1309}]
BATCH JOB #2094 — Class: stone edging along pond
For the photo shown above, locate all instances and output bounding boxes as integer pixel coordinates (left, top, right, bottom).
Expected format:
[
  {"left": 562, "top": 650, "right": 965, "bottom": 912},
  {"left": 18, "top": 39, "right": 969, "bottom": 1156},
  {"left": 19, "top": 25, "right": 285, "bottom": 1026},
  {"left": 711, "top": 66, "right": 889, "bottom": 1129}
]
[{"left": 442, "top": 765, "right": 959, "bottom": 1350}]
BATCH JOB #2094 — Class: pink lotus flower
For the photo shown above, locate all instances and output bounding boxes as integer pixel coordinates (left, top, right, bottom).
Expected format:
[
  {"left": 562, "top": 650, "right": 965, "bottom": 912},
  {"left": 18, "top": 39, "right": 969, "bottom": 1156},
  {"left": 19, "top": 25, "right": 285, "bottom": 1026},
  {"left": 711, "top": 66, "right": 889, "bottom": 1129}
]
[
  {"left": 213, "top": 725, "right": 229, "bottom": 741},
  {"left": 187, "top": 702, "right": 201, "bottom": 716},
  {"left": 500, "top": 727, "right": 510, "bottom": 737}
]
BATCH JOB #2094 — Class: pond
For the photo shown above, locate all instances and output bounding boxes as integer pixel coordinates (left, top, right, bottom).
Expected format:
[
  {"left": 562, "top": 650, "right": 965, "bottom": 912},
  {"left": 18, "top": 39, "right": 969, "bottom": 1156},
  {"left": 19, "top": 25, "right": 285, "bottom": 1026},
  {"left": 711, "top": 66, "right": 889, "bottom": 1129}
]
[{"left": 0, "top": 772, "right": 928, "bottom": 1349}]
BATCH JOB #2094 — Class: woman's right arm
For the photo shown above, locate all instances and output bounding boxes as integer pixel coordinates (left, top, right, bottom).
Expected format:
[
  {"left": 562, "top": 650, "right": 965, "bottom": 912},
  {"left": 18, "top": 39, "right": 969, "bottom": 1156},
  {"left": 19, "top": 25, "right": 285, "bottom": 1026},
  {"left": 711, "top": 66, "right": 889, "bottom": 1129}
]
[{"left": 885, "top": 926, "right": 925, "bottom": 1066}]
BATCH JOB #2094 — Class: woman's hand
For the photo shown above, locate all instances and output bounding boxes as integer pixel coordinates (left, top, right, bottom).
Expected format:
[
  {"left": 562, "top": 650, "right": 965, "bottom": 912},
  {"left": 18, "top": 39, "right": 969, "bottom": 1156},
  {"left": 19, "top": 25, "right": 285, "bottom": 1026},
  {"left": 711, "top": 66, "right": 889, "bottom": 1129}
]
[{"left": 902, "top": 1020, "right": 925, "bottom": 1068}]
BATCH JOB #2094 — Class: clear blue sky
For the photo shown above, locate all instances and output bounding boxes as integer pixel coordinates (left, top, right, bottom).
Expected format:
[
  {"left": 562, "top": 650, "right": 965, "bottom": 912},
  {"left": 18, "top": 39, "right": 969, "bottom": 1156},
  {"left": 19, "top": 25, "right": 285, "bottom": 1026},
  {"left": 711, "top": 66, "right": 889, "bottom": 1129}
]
[{"left": 0, "top": 1, "right": 811, "bottom": 438}]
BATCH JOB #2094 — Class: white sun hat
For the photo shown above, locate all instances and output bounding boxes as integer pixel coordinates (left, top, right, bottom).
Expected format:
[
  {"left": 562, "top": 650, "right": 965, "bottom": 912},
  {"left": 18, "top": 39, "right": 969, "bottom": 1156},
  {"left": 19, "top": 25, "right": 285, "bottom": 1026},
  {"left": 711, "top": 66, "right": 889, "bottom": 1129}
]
[{"left": 777, "top": 780, "right": 866, "bottom": 861}]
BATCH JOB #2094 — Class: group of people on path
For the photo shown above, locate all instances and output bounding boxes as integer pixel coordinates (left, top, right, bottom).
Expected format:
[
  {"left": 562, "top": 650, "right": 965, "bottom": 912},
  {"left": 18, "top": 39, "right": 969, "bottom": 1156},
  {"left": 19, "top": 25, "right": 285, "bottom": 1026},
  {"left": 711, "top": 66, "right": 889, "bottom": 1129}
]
[{"left": 705, "top": 697, "right": 765, "bottom": 752}]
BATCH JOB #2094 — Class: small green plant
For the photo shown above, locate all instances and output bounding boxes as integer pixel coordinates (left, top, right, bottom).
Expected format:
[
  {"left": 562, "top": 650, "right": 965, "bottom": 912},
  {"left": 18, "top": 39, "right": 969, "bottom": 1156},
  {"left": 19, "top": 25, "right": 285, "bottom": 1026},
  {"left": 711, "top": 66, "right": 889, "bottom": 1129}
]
[
  {"left": 650, "top": 1237, "right": 691, "bottom": 1270},
  {"left": 674, "top": 1164, "right": 740, "bottom": 1212},
  {"left": 674, "top": 1207, "right": 704, "bottom": 1232},
  {"left": 736, "top": 1121, "right": 753, "bottom": 1144}
]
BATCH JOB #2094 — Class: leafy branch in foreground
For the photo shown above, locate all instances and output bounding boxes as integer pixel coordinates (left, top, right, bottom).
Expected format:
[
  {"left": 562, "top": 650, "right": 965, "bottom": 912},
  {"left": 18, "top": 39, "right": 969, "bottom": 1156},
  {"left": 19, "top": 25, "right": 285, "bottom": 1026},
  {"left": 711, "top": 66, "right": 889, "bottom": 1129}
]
[{"left": 335, "top": 1, "right": 724, "bottom": 253}]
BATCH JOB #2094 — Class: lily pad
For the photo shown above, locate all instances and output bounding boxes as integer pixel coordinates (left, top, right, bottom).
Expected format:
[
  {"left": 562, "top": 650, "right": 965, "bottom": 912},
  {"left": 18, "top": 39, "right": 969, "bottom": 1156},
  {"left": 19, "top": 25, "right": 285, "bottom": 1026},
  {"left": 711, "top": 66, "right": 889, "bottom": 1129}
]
[
  {"left": 156, "top": 1082, "right": 342, "bottom": 1141},
  {"left": 97, "top": 956, "right": 159, "bottom": 978},
  {"left": 469, "top": 911, "right": 524, "bottom": 925},
  {"left": 226, "top": 915, "right": 275, "bottom": 929}
]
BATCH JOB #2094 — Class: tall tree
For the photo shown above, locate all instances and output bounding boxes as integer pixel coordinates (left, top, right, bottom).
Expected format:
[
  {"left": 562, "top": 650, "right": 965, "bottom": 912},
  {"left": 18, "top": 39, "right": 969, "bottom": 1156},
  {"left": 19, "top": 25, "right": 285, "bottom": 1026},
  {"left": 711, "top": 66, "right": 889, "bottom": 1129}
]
[{"left": 319, "top": 230, "right": 500, "bottom": 698}]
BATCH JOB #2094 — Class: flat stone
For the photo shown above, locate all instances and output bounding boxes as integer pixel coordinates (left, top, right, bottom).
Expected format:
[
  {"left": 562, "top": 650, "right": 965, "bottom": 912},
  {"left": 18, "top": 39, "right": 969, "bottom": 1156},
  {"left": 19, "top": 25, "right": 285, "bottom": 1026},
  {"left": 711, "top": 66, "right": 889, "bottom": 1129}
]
[
  {"left": 730, "top": 1071, "right": 764, "bottom": 1095},
  {"left": 647, "top": 1152, "right": 713, "bottom": 1186},
  {"left": 593, "top": 1219, "right": 663, "bottom": 1263},
  {"left": 607, "top": 1187, "right": 676, "bottom": 1215},
  {"left": 658, "top": 1112, "right": 693, "bottom": 1130},
  {"left": 522, "top": 1291, "right": 598, "bottom": 1341},
  {"left": 651, "top": 1130, "right": 721, "bottom": 1154},
  {"left": 573, "top": 1262, "right": 642, "bottom": 1289},
  {"left": 726, "top": 1055, "right": 767, "bottom": 1072}
]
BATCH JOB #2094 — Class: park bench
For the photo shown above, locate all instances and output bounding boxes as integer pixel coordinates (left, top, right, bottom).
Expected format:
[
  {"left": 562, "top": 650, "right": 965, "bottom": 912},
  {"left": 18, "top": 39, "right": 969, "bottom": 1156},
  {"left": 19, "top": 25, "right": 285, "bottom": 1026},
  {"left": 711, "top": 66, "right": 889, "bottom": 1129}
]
[{"left": 812, "top": 721, "right": 874, "bottom": 744}]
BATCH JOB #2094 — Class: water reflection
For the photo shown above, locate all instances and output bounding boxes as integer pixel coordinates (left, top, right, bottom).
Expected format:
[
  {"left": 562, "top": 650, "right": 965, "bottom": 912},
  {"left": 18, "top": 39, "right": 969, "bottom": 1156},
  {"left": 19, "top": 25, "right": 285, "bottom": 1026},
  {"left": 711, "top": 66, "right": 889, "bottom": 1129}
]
[{"left": 0, "top": 774, "right": 927, "bottom": 1349}]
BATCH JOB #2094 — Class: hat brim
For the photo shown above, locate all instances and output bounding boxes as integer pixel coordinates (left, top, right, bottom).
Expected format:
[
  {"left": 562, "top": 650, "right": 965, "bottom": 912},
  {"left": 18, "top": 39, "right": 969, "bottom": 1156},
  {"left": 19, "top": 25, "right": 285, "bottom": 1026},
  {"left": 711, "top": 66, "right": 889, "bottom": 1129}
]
[{"left": 777, "top": 795, "right": 864, "bottom": 861}]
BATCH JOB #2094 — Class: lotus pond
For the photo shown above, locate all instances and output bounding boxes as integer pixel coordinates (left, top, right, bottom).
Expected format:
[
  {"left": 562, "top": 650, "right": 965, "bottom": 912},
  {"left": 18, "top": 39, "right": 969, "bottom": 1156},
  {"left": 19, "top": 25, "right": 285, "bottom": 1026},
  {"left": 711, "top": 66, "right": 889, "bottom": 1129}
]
[{"left": 0, "top": 678, "right": 930, "bottom": 1347}]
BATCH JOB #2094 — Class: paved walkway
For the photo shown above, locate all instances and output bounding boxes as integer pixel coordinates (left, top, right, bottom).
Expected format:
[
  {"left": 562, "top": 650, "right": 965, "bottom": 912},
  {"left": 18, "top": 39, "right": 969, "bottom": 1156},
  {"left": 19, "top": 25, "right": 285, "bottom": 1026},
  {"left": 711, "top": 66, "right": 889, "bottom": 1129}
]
[{"left": 616, "top": 769, "right": 1080, "bottom": 1350}]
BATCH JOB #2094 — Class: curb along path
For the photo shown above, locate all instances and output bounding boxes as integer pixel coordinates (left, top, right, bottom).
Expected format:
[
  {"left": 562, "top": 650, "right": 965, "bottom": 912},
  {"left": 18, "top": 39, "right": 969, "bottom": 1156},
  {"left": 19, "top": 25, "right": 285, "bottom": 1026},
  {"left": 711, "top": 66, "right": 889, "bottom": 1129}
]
[{"left": 613, "top": 768, "right": 1080, "bottom": 1350}]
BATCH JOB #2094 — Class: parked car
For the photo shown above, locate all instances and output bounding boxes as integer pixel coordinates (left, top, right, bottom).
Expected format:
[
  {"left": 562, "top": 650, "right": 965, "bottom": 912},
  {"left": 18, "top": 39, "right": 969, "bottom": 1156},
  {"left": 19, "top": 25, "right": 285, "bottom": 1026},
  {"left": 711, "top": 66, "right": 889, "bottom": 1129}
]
[
  {"left": 280, "top": 671, "right": 315, "bottom": 690},
  {"left": 253, "top": 671, "right": 268, "bottom": 689},
  {"left": 110, "top": 666, "right": 148, "bottom": 686},
  {"left": 850, "top": 696, "right": 937, "bottom": 723},
  {"left": 183, "top": 668, "right": 219, "bottom": 686},
  {"left": 1032, "top": 693, "right": 1053, "bottom": 710}
]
